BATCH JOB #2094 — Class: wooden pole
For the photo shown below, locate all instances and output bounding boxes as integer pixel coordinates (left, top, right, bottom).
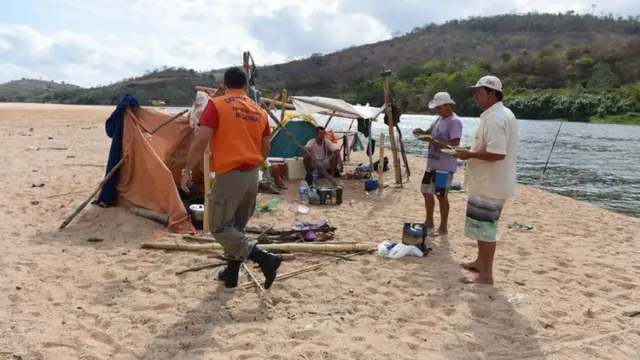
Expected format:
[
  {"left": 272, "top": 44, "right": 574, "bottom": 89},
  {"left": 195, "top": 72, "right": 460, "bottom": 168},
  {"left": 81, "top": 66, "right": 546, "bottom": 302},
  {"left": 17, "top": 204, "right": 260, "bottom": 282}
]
[
  {"left": 268, "top": 93, "right": 283, "bottom": 141},
  {"left": 381, "top": 69, "right": 402, "bottom": 186},
  {"left": 279, "top": 89, "right": 288, "bottom": 124},
  {"left": 260, "top": 102, "right": 338, "bottom": 186},
  {"left": 243, "top": 51, "right": 250, "bottom": 73},
  {"left": 203, "top": 142, "right": 211, "bottom": 233},
  {"left": 378, "top": 132, "right": 386, "bottom": 188},
  {"left": 59, "top": 109, "right": 188, "bottom": 230},
  {"left": 262, "top": 98, "right": 295, "bottom": 110}
]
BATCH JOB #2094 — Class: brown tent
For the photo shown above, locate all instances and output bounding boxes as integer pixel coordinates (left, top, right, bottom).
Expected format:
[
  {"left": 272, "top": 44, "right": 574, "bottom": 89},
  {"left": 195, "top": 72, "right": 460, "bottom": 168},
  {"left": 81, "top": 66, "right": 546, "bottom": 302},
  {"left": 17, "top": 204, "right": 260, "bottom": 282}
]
[{"left": 95, "top": 99, "right": 203, "bottom": 234}]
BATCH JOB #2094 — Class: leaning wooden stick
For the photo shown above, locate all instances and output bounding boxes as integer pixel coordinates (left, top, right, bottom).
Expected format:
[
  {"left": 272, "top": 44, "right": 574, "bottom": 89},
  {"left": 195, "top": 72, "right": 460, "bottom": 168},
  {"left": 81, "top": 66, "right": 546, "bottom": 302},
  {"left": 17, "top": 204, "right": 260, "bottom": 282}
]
[
  {"left": 175, "top": 261, "right": 226, "bottom": 275},
  {"left": 260, "top": 101, "right": 337, "bottom": 186},
  {"left": 238, "top": 249, "right": 374, "bottom": 289},
  {"left": 243, "top": 263, "right": 273, "bottom": 305},
  {"left": 59, "top": 109, "right": 188, "bottom": 230}
]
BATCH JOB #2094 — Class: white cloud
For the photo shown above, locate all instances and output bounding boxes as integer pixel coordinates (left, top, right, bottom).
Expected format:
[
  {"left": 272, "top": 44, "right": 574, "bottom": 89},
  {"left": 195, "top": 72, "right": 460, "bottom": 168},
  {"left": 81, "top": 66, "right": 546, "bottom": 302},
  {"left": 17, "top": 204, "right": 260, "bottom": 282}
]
[{"left": 0, "top": 0, "right": 638, "bottom": 87}]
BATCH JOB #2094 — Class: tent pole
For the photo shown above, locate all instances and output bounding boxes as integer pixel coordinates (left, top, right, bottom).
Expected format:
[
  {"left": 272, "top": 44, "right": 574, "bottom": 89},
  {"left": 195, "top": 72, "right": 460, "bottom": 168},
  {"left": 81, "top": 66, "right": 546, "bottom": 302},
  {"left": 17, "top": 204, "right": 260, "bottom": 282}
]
[
  {"left": 59, "top": 109, "right": 188, "bottom": 230},
  {"left": 381, "top": 69, "right": 402, "bottom": 186},
  {"left": 323, "top": 112, "right": 335, "bottom": 128}
]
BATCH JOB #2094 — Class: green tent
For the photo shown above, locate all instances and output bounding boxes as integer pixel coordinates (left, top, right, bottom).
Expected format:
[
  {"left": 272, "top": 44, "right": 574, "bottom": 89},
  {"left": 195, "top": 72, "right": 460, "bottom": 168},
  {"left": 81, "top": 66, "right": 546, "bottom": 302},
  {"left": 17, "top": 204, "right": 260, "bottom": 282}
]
[{"left": 269, "top": 121, "right": 317, "bottom": 158}]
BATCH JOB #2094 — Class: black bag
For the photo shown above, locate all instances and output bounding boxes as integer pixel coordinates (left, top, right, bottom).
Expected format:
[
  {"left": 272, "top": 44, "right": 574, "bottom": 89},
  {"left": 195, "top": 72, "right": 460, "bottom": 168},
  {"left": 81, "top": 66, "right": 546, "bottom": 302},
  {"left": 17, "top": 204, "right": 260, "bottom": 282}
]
[{"left": 373, "top": 156, "right": 389, "bottom": 172}]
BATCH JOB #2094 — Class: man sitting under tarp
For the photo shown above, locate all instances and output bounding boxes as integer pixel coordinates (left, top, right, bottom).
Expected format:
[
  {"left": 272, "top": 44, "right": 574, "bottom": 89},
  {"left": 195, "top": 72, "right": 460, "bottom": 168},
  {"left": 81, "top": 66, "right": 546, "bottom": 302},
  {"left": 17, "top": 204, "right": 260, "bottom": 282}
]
[{"left": 303, "top": 126, "right": 342, "bottom": 184}]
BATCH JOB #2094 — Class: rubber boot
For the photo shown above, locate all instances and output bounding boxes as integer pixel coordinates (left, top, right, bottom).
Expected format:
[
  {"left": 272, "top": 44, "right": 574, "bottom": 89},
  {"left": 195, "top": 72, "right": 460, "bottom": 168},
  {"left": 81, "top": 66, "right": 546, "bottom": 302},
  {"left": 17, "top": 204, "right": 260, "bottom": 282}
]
[
  {"left": 217, "top": 259, "right": 242, "bottom": 288},
  {"left": 248, "top": 246, "right": 283, "bottom": 290}
]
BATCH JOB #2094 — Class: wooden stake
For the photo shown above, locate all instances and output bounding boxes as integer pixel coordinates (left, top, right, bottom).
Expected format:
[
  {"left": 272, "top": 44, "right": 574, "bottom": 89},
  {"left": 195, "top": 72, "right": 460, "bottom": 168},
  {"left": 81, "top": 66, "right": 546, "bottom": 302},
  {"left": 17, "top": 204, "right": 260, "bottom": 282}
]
[
  {"left": 243, "top": 263, "right": 273, "bottom": 305},
  {"left": 378, "top": 132, "right": 386, "bottom": 188},
  {"left": 59, "top": 109, "right": 188, "bottom": 230},
  {"left": 381, "top": 70, "right": 402, "bottom": 186}
]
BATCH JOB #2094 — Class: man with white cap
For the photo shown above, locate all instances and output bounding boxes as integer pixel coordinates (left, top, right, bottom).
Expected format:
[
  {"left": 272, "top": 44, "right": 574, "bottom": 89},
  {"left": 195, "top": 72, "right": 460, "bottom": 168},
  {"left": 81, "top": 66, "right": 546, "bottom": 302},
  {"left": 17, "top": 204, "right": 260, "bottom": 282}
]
[
  {"left": 412, "top": 92, "right": 463, "bottom": 237},
  {"left": 453, "top": 75, "right": 518, "bottom": 285}
]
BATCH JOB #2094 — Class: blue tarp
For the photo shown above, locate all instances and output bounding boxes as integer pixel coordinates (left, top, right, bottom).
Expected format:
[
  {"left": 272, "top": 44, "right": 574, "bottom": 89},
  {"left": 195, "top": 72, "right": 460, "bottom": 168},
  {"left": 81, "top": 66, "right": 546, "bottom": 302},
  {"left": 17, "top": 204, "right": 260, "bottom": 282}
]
[
  {"left": 94, "top": 94, "right": 140, "bottom": 206},
  {"left": 269, "top": 121, "right": 316, "bottom": 158}
]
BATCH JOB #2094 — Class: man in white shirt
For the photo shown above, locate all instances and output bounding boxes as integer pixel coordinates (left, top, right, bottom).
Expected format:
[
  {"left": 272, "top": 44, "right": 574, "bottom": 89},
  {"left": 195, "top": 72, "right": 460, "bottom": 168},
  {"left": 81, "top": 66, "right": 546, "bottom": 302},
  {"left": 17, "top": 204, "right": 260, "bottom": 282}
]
[{"left": 453, "top": 75, "right": 518, "bottom": 285}]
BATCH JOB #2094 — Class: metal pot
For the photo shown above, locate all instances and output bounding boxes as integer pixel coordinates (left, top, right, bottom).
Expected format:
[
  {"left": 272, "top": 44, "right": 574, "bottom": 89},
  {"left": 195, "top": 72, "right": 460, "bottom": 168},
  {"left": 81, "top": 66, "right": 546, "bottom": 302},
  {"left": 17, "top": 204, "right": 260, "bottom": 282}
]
[{"left": 189, "top": 204, "right": 204, "bottom": 222}]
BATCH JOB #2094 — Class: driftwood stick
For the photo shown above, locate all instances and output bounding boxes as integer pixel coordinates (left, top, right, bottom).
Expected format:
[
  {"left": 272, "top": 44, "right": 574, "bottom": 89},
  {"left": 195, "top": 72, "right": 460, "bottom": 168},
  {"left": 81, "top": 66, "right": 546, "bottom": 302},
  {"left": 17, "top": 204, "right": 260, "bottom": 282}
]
[
  {"left": 58, "top": 109, "right": 188, "bottom": 230},
  {"left": 129, "top": 206, "right": 169, "bottom": 225},
  {"left": 59, "top": 157, "right": 125, "bottom": 230},
  {"left": 183, "top": 235, "right": 216, "bottom": 243},
  {"left": 25, "top": 146, "right": 67, "bottom": 151},
  {"left": 295, "top": 251, "right": 355, "bottom": 261},
  {"left": 63, "top": 164, "right": 104, "bottom": 168},
  {"left": 208, "top": 253, "right": 297, "bottom": 261},
  {"left": 149, "top": 109, "right": 189, "bottom": 135},
  {"left": 245, "top": 225, "right": 336, "bottom": 235},
  {"left": 238, "top": 249, "right": 374, "bottom": 289},
  {"left": 242, "top": 263, "right": 273, "bottom": 305},
  {"left": 141, "top": 242, "right": 370, "bottom": 253},
  {"left": 46, "top": 190, "right": 86, "bottom": 199},
  {"left": 175, "top": 261, "right": 226, "bottom": 275},
  {"left": 257, "top": 226, "right": 273, "bottom": 241}
]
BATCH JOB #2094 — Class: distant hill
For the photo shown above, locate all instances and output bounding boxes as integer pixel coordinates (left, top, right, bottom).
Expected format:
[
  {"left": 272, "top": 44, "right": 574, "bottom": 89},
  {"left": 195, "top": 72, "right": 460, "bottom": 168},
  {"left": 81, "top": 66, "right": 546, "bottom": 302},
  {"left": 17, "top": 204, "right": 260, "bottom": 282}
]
[
  {"left": 4, "top": 13, "right": 640, "bottom": 115},
  {"left": 0, "top": 79, "right": 83, "bottom": 102}
]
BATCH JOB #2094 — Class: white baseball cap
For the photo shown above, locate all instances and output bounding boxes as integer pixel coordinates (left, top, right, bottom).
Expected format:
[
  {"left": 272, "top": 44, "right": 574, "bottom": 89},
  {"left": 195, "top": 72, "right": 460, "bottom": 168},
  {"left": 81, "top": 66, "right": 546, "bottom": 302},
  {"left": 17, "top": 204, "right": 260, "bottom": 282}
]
[
  {"left": 470, "top": 75, "right": 503, "bottom": 92},
  {"left": 428, "top": 92, "right": 456, "bottom": 109}
]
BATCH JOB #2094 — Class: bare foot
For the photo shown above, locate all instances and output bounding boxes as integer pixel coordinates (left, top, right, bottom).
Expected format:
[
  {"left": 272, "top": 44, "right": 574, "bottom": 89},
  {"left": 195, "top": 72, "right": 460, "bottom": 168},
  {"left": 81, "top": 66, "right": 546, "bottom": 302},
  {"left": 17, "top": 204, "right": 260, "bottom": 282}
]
[
  {"left": 429, "top": 228, "right": 448, "bottom": 237},
  {"left": 461, "top": 261, "right": 481, "bottom": 272},
  {"left": 460, "top": 274, "right": 493, "bottom": 285}
]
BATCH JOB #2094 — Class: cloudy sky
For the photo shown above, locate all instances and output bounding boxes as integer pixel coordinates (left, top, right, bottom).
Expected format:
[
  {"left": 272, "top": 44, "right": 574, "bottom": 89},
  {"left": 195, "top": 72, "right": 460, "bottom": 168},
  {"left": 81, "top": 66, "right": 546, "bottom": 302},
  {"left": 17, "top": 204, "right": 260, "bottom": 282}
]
[{"left": 0, "top": 0, "right": 638, "bottom": 87}]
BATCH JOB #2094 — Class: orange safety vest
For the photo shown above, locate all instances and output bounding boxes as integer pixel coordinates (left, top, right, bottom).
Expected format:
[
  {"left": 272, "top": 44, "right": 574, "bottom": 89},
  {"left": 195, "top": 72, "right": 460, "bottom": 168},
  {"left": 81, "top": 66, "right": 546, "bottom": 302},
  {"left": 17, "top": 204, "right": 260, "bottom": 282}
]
[{"left": 210, "top": 89, "right": 268, "bottom": 174}]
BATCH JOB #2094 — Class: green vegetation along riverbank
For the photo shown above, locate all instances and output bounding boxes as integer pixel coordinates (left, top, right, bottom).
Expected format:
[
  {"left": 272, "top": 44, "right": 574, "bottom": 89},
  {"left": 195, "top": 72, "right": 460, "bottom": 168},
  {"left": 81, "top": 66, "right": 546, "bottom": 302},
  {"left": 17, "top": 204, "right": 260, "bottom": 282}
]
[{"left": 349, "top": 58, "right": 640, "bottom": 125}]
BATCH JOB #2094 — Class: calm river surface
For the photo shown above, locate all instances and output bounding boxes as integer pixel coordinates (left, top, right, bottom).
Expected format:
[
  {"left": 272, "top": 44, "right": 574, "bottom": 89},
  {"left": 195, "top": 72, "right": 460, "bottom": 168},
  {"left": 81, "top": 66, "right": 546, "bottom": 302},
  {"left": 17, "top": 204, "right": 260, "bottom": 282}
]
[{"left": 168, "top": 107, "right": 640, "bottom": 217}]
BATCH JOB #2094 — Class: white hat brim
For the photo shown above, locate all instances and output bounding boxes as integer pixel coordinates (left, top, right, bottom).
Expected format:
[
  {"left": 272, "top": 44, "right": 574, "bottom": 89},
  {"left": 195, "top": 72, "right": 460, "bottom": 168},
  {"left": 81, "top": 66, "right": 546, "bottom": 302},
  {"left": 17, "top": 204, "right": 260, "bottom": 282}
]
[{"left": 428, "top": 99, "right": 455, "bottom": 109}]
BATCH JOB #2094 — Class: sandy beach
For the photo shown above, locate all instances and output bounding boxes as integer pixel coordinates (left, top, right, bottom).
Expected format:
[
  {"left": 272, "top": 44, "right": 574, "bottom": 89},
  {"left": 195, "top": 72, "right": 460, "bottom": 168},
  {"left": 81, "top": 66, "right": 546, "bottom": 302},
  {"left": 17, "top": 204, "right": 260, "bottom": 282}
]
[{"left": 1, "top": 103, "right": 639, "bottom": 360}]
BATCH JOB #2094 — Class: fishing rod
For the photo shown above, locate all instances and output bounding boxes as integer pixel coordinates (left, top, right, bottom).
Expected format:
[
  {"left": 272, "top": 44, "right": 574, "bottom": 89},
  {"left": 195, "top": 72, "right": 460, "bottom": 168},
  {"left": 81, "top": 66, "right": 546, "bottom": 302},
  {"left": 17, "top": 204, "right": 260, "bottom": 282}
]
[{"left": 538, "top": 119, "right": 564, "bottom": 186}]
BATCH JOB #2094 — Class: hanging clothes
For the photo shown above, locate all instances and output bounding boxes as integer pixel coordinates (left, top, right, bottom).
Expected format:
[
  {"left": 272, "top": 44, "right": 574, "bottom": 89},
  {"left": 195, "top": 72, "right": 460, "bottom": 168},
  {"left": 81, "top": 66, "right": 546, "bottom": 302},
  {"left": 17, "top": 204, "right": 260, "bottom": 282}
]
[{"left": 357, "top": 117, "right": 371, "bottom": 137}]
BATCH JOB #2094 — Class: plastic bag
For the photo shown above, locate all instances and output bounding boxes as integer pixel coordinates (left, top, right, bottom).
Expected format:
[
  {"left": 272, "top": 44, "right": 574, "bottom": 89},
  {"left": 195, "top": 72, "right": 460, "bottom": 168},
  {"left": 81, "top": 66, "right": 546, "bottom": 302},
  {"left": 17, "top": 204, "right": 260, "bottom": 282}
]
[
  {"left": 377, "top": 241, "right": 423, "bottom": 258},
  {"left": 189, "top": 90, "right": 210, "bottom": 127}
]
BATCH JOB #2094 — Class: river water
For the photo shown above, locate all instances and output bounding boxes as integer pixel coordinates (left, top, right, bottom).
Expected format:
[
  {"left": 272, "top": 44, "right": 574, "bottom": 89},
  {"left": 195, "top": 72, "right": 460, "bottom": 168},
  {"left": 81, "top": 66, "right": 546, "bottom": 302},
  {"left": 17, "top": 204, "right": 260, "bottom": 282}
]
[{"left": 167, "top": 107, "right": 640, "bottom": 217}]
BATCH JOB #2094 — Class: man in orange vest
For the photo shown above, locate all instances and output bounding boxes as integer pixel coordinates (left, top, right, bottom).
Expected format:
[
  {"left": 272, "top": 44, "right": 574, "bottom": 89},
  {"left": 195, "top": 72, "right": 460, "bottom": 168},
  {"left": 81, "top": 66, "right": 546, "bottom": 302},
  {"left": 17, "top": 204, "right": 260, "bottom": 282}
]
[{"left": 180, "top": 67, "right": 282, "bottom": 289}]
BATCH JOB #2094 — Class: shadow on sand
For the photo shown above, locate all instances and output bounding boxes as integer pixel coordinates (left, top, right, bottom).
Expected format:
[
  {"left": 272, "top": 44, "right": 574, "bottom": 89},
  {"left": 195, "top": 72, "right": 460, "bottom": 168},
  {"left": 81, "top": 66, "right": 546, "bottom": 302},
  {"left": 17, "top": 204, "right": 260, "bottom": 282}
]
[{"left": 421, "top": 233, "right": 545, "bottom": 359}]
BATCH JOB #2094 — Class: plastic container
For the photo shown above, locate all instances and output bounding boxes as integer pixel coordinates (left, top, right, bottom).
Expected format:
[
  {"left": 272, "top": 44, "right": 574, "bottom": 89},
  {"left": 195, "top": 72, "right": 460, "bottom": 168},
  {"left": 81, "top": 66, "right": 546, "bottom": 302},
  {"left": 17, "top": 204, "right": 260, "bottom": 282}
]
[
  {"left": 299, "top": 180, "right": 309, "bottom": 202},
  {"left": 285, "top": 157, "right": 306, "bottom": 180},
  {"left": 312, "top": 169, "right": 319, "bottom": 187}
]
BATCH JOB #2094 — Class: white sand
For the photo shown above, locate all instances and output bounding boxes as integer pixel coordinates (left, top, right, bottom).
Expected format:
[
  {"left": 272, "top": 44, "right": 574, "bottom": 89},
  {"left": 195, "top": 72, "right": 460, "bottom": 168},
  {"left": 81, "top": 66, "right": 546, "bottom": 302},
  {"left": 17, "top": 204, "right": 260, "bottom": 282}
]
[{"left": 1, "top": 103, "right": 639, "bottom": 360}]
